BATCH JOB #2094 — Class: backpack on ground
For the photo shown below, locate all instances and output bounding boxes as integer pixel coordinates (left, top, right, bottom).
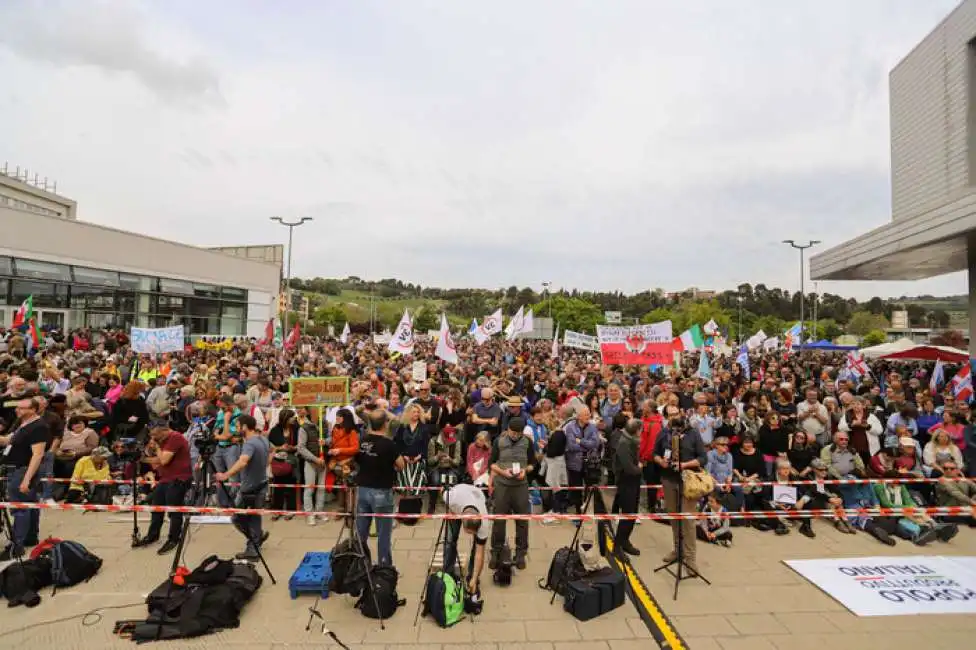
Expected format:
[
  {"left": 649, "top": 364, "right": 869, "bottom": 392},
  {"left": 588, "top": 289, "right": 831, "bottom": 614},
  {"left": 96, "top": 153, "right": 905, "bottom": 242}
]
[
  {"left": 356, "top": 565, "right": 405, "bottom": 619},
  {"left": 0, "top": 557, "right": 52, "bottom": 607},
  {"left": 538, "top": 546, "right": 585, "bottom": 595},
  {"left": 47, "top": 540, "right": 102, "bottom": 589},
  {"left": 329, "top": 539, "right": 371, "bottom": 596},
  {"left": 422, "top": 571, "right": 465, "bottom": 627}
]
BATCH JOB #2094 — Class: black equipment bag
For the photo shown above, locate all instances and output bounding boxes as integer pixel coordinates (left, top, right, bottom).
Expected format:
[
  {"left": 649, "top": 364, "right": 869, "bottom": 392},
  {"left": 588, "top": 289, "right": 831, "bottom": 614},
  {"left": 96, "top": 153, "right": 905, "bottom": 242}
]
[
  {"left": 492, "top": 543, "right": 514, "bottom": 586},
  {"left": 0, "top": 557, "right": 52, "bottom": 607},
  {"left": 563, "top": 579, "right": 602, "bottom": 621},
  {"left": 47, "top": 540, "right": 102, "bottom": 588},
  {"left": 329, "top": 539, "right": 371, "bottom": 596},
  {"left": 356, "top": 565, "right": 405, "bottom": 619},
  {"left": 538, "top": 546, "right": 585, "bottom": 595},
  {"left": 396, "top": 496, "right": 424, "bottom": 526},
  {"left": 585, "top": 567, "right": 625, "bottom": 613}
]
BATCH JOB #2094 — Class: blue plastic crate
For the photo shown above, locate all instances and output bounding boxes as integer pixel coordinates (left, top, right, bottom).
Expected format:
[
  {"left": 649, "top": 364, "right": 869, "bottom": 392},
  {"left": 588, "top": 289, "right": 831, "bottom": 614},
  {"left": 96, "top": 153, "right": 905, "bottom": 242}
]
[{"left": 289, "top": 551, "right": 332, "bottom": 600}]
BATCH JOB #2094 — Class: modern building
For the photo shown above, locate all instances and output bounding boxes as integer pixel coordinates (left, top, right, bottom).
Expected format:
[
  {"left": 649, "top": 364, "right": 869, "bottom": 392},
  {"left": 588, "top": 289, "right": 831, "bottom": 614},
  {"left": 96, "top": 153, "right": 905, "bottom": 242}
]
[
  {"left": 0, "top": 169, "right": 282, "bottom": 338},
  {"left": 811, "top": 0, "right": 976, "bottom": 356}
]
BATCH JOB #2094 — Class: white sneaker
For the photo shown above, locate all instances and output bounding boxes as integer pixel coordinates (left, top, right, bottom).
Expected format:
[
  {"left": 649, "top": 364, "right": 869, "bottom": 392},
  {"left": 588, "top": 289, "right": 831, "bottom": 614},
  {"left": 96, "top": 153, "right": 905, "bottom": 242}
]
[
  {"left": 542, "top": 511, "right": 558, "bottom": 525},
  {"left": 306, "top": 514, "right": 317, "bottom": 526},
  {"left": 43, "top": 498, "right": 57, "bottom": 506}
]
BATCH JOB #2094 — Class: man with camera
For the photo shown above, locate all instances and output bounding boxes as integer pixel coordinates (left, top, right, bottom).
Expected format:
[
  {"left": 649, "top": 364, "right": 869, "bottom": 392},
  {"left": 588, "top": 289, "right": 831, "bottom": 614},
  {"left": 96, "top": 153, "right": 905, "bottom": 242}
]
[
  {"left": 133, "top": 425, "right": 193, "bottom": 554},
  {"left": 442, "top": 483, "right": 489, "bottom": 596},
  {"left": 652, "top": 405, "right": 707, "bottom": 573},
  {"left": 215, "top": 414, "right": 271, "bottom": 561}
]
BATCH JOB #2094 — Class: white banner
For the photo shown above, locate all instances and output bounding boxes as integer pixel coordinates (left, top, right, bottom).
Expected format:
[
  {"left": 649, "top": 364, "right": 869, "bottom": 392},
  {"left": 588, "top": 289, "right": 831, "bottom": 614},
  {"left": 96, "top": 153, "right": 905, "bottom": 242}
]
[
  {"left": 373, "top": 333, "right": 392, "bottom": 345},
  {"left": 596, "top": 320, "right": 672, "bottom": 344},
  {"left": 785, "top": 556, "right": 976, "bottom": 617},
  {"left": 604, "top": 311, "right": 622, "bottom": 325},
  {"left": 130, "top": 326, "right": 184, "bottom": 354},
  {"left": 562, "top": 330, "right": 599, "bottom": 351}
]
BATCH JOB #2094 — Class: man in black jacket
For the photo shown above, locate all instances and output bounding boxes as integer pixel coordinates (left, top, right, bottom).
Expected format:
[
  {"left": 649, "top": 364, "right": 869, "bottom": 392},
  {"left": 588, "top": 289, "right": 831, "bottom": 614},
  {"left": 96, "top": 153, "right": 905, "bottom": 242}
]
[{"left": 613, "top": 419, "right": 644, "bottom": 556}]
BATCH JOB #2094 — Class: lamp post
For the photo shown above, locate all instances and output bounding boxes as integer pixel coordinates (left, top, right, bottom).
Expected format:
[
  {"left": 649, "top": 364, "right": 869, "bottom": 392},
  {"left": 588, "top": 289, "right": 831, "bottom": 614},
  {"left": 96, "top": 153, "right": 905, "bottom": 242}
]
[
  {"left": 542, "top": 281, "right": 552, "bottom": 319},
  {"left": 782, "top": 239, "right": 820, "bottom": 349},
  {"left": 271, "top": 216, "right": 313, "bottom": 337},
  {"left": 813, "top": 281, "right": 819, "bottom": 342},
  {"left": 737, "top": 294, "right": 743, "bottom": 345}
]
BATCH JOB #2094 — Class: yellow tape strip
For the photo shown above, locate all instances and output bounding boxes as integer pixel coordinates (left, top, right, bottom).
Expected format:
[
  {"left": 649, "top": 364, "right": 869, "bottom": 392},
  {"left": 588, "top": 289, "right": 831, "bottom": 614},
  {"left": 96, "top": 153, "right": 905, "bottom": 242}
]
[{"left": 603, "top": 529, "right": 687, "bottom": 650}]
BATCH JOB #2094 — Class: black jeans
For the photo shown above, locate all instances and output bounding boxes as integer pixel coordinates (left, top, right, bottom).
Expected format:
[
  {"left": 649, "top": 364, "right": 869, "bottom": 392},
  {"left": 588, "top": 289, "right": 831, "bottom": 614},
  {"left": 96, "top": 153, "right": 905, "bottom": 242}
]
[
  {"left": 147, "top": 480, "right": 190, "bottom": 542},
  {"left": 614, "top": 479, "right": 641, "bottom": 547},
  {"left": 643, "top": 463, "right": 659, "bottom": 512},
  {"left": 444, "top": 520, "right": 479, "bottom": 576},
  {"left": 491, "top": 481, "right": 529, "bottom": 554},
  {"left": 567, "top": 469, "right": 584, "bottom": 514},
  {"left": 233, "top": 485, "right": 268, "bottom": 552}
]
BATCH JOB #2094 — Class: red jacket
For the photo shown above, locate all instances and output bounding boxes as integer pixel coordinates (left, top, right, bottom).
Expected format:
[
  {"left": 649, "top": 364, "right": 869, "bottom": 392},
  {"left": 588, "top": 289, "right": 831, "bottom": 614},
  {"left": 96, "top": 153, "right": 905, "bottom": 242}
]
[{"left": 639, "top": 414, "right": 663, "bottom": 463}]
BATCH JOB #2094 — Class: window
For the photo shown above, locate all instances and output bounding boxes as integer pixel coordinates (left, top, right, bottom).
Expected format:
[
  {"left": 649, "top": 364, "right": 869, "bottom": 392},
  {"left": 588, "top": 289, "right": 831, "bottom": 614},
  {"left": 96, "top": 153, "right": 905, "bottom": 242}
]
[
  {"left": 116, "top": 291, "right": 136, "bottom": 313},
  {"left": 159, "top": 278, "right": 193, "bottom": 295},
  {"left": 222, "top": 304, "right": 245, "bottom": 319},
  {"left": 222, "top": 286, "right": 246, "bottom": 300},
  {"left": 193, "top": 283, "right": 220, "bottom": 298},
  {"left": 72, "top": 266, "right": 120, "bottom": 287},
  {"left": 70, "top": 285, "right": 114, "bottom": 309},
  {"left": 11, "top": 280, "right": 68, "bottom": 308},
  {"left": 14, "top": 258, "right": 71, "bottom": 282},
  {"left": 0, "top": 256, "right": 12, "bottom": 276},
  {"left": 156, "top": 295, "right": 187, "bottom": 315},
  {"left": 120, "top": 274, "right": 157, "bottom": 291}
]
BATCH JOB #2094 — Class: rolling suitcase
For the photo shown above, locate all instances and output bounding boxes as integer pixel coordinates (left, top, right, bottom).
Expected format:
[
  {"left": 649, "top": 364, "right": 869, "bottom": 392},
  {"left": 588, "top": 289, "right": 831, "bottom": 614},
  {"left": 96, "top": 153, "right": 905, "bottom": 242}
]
[{"left": 563, "top": 579, "right": 601, "bottom": 621}]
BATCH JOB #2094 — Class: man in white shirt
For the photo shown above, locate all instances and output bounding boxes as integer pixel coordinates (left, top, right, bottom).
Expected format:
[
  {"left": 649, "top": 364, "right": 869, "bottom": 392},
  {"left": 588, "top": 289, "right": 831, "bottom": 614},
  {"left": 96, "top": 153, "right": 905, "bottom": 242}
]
[
  {"left": 797, "top": 387, "right": 830, "bottom": 446},
  {"left": 442, "top": 483, "right": 488, "bottom": 594}
]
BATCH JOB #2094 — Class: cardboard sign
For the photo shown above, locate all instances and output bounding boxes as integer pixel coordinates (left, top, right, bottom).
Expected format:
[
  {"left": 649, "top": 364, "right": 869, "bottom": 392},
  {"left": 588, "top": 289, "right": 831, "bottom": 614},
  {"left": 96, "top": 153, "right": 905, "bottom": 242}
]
[
  {"left": 412, "top": 360, "right": 427, "bottom": 382},
  {"left": 289, "top": 376, "right": 350, "bottom": 407}
]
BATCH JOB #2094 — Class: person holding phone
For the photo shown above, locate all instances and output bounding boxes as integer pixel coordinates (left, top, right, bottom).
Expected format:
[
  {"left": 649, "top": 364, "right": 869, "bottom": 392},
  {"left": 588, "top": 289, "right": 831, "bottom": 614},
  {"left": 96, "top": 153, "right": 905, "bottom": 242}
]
[{"left": 488, "top": 417, "right": 537, "bottom": 571}]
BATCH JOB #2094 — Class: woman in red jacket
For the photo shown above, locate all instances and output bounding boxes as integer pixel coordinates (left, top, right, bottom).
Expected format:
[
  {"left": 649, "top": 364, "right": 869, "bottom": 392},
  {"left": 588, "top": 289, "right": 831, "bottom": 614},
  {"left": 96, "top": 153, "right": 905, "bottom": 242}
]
[{"left": 640, "top": 401, "right": 663, "bottom": 512}]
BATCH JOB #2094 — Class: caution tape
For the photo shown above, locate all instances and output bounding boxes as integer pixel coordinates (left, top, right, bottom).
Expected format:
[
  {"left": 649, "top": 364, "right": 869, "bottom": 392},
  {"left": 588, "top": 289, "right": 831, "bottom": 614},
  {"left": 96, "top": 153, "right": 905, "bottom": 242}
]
[{"left": 0, "top": 500, "right": 973, "bottom": 520}]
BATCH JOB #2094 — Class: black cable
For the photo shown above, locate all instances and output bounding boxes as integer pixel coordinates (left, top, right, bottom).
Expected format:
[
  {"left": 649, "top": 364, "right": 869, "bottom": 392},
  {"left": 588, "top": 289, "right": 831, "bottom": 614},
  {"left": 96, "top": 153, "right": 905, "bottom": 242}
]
[{"left": 0, "top": 602, "right": 146, "bottom": 639}]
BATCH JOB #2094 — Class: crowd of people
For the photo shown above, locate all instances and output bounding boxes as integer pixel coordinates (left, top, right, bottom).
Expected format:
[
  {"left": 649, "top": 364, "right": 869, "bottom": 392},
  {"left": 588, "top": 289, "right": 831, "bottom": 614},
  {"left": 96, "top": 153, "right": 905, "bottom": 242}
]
[{"left": 1, "top": 325, "right": 975, "bottom": 590}]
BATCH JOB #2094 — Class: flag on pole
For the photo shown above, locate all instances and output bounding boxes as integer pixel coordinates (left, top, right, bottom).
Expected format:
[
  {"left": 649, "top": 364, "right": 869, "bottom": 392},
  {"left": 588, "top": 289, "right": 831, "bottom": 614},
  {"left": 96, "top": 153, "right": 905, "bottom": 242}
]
[
  {"left": 273, "top": 317, "right": 283, "bottom": 348},
  {"left": 696, "top": 350, "right": 712, "bottom": 380},
  {"left": 675, "top": 324, "right": 704, "bottom": 351},
  {"left": 435, "top": 313, "right": 458, "bottom": 364},
  {"left": 930, "top": 359, "right": 945, "bottom": 394},
  {"left": 845, "top": 351, "right": 869, "bottom": 380},
  {"left": 12, "top": 295, "right": 33, "bottom": 328},
  {"left": 522, "top": 309, "right": 534, "bottom": 337},
  {"left": 951, "top": 364, "right": 973, "bottom": 402},
  {"left": 468, "top": 318, "right": 479, "bottom": 336},
  {"left": 388, "top": 309, "right": 415, "bottom": 355},
  {"left": 339, "top": 322, "right": 350, "bottom": 344},
  {"left": 26, "top": 318, "right": 39, "bottom": 355},
  {"left": 702, "top": 319, "right": 719, "bottom": 336},
  {"left": 736, "top": 344, "right": 750, "bottom": 380},
  {"left": 285, "top": 322, "right": 300, "bottom": 349},
  {"left": 258, "top": 319, "right": 273, "bottom": 347},
  {"left": 475, "top": 309, "right": 502, "bottom": 345},
  {"left": 784, "top": 323, "right": 802, "bottom": 352},
  {"left": 505, "top": 306, "right": 525, "bottom": 341},
  {"left": 551, "top": 324, "right": 559, "bottom": 359}
]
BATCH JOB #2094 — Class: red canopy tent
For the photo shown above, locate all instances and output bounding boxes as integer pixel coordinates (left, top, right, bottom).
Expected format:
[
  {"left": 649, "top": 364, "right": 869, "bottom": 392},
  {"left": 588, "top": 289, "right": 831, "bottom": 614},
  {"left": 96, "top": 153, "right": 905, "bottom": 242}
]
[{"left": 880, "top": 345, "right": 968, "bottom": 363}]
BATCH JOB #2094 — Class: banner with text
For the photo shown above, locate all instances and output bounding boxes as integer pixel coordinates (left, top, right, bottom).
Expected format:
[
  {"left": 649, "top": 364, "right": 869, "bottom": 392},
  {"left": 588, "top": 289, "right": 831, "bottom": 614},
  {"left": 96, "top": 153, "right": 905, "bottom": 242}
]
[
  {"left": 131, "top": 326, "right": 185, "bottom": 354},
  {"left": 562, "top": 329, "right": 600, "bottom": 352},
  {"left": 289, "top": 376, "right": 351, "bottom": 407},
  {"left": 596, "top": 321, "right": 673, "bottom": 365},
  {"left": 785, "top": 555, "right": 976, "bottom": 616}
]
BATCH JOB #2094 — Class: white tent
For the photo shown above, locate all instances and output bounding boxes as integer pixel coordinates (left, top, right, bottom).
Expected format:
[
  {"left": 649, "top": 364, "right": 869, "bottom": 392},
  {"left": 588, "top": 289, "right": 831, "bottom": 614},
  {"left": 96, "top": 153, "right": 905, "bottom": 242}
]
[{"left": 859, "top": 337, "right": 915, "bottom": 359}]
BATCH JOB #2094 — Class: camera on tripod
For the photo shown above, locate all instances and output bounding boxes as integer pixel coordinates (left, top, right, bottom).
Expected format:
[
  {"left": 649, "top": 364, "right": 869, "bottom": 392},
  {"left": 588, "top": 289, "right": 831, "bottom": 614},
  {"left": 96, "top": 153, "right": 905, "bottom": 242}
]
[
  {"left": 193, "top": 426, "right": 218, "bottom": 458},
  {"left": 116, "top": 438, "right": 144, "bottom": 463}
]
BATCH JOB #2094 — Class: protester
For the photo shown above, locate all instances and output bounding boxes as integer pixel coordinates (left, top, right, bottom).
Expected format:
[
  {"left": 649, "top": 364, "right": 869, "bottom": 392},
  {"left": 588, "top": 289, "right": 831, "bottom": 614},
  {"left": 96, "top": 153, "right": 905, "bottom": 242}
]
[
  {"left": 215, "top": 414, "right": 272, "bottom": 560},
  {"left": 489, "top": 416, "right": 536, "bottom": 570},
  {"left": 133, "top": 425, "right": 193, "bottom": 554},
  {"left": 355, "top": 408, "right": 403, "bottom": 567}
]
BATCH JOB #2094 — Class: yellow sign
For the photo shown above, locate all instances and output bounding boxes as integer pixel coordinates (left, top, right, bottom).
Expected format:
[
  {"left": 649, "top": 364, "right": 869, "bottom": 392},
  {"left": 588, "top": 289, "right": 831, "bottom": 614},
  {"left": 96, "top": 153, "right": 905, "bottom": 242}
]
[
  {"left": 194, "top": 339, "right": 233, "bottom": 351},
  {"left": 289, "top": 376, "right": 350, "bottom": 407}
]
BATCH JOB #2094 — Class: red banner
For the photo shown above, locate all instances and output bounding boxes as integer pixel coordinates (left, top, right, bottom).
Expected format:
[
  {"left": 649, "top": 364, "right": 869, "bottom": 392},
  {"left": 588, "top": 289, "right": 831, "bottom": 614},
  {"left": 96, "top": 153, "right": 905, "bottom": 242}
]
[{"left": 599, "top": 341, "right": 674, "bottom": 365}]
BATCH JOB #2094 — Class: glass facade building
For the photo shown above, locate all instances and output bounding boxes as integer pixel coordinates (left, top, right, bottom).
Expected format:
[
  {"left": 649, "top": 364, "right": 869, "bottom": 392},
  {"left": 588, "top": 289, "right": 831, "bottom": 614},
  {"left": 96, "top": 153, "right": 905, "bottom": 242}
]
[{"left": 0, "top": 255, "right": 249, "bottom": 336}]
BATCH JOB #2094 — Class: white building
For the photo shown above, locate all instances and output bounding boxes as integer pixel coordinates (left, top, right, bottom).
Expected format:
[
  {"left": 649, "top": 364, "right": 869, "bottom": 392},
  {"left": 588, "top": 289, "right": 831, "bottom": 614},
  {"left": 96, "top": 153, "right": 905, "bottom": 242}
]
[
  {"left": 0, "top": 169, "right": 281, "bottom": 338},
  {"left": 811, "top": 0, "right": 976, "bottom": 355}
]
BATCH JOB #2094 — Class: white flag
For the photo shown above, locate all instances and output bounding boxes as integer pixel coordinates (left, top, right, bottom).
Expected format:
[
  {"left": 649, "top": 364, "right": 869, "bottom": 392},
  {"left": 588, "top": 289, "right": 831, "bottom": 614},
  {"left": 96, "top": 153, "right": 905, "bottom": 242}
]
[
  {"left": 551, "top": 324, "right": 559, "bottom": 358},
  {"left": 388, "top": 309, "right": 414, "bottom": 355},
  {"left": 505, "top": 306, "right": 525, "bottom": 341},
  {"left": 339, "top": 322, "right": 350, "bottom": 344},
  {"left": 703, "top": 319, "right": 719, "bottom": 336},
  {"left": 521, "top": 309, "right": 534, "bottom": 337},
  {"left": 435, "top": 313, "right": 458, "bottom": 364},
  {"left": 476, "top": 309, "right": 503, "bottom": 345}
]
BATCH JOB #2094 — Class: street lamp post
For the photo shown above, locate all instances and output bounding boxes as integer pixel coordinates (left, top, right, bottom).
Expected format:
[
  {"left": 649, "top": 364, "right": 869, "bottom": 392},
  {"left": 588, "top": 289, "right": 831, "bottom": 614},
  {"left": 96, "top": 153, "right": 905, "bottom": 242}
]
[
  {"left": 737, "top": 294, "right": 743, "bottom": 345},
  {"left": 813, "top": 281, "right": 819, "bottom": 342},
  {"left": 782, "top": 239, "right": 821, "bottom": 349},
  {"left": 271, "top": 216, "right": 313, "bottom": 337},
  {"left": 542, "top": 281, "right": 552, "bottom": 319}
]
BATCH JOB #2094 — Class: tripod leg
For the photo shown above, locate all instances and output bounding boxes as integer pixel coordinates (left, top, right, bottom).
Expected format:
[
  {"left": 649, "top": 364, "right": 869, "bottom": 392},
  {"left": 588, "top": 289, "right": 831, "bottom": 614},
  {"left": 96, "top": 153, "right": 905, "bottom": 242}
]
[{"left": 549, "top": 488, "right": 591, "bottom": 606}]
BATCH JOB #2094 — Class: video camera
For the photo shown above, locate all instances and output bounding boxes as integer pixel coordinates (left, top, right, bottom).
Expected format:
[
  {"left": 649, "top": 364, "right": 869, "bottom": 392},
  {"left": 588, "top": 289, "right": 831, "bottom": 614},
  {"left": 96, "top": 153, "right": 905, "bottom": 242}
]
[
  {"left": 190, "top": 417, "right": 218, "bottom": 458},
  {"left": 116, "top": 438, "right": 144, "bottom": 463}
]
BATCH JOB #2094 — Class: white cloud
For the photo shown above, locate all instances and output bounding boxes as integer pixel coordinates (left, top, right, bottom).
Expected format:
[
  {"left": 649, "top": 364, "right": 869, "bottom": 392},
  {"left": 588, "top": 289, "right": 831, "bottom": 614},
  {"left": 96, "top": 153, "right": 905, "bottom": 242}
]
[{"left": 0, "top": 0, "right": 965, "bottom": 301}]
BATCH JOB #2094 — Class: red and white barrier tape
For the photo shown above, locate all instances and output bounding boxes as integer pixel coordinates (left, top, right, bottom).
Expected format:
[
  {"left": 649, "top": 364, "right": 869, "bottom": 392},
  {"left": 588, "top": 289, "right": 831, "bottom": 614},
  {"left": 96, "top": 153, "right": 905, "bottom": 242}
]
[
  {"left": 6, "top": 475, "right": 971, "bottom": 491},
  {"left": 0, "top": 500, "right": 973, "bottom": 521}
]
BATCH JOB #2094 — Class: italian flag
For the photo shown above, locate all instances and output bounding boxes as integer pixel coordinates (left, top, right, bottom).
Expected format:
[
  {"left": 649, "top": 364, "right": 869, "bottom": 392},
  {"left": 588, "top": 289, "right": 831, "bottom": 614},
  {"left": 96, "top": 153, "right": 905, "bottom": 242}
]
[
  {"left": 26, "top": 318, "right": 39, "bottom": 354},
  {"left": 675, "top": 324, "right": 704, "bottom": 351},
  {"left": 12, "top": 295, "right": 33, "bottom": 328}
]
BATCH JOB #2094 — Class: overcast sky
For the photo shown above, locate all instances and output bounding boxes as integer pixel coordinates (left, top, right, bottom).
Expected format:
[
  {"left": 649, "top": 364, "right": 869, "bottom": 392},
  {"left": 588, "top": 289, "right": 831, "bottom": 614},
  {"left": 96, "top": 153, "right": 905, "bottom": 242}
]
[{"left": 0, "top": 0, "right": 966, "bottom": 300}]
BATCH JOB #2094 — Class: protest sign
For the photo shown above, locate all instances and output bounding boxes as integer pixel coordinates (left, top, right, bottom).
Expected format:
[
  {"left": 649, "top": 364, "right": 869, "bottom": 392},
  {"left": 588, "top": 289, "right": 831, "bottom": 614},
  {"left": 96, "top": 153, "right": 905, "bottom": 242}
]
[
  {"left": 131, "top": 326, "right": 185, "bottom": 354},
  {"left": 412, "top": 360, "right": 427, "bottom": 382},
  {"left": 289, "top": 376, "right": 350, "bottom": 407},
  {"left": 785, "top": 556, "right": 976, "bottom": 616},
  {"left": 596, "top": 321, "right": 673, "bottom": 365},
  {"left": 563, "top": 330, "right": 600, "bottom": 352}
]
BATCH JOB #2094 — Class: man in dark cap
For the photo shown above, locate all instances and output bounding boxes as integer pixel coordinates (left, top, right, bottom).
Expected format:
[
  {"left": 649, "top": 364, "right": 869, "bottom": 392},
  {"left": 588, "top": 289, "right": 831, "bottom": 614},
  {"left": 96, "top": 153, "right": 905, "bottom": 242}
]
[{"left": 488, "top": 416, "right": 537, "bottom": 570}]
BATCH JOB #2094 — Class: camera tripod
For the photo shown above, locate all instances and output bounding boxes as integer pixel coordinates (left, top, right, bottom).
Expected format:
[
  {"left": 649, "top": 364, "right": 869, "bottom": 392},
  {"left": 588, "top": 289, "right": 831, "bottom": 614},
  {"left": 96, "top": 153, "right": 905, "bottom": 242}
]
[
  {"left": 413, "top": 487, "right": 473, "bottom": 626},
  {"left": 0, "top": 466, "right": 30, "bottom": 575},
  {"left": 653, "top": 468, "right": 710, "bottom": 600},
  {"left": 148, "top": 445, "right": 276, "bottom": 641}
]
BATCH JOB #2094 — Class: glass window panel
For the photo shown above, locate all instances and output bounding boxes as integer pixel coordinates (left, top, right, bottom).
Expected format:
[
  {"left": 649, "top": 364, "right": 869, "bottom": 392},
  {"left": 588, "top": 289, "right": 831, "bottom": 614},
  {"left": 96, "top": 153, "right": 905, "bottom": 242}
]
[
  {"left": 119, "top": 274, "right": 157, "bottom": 291},
  {"left": 156, "top": 295, "right": 187, "bottom": 314},
  {"left": 159, "top": 278, "right": 193, "bottom": 295},
  {"left": 190, "top": 297, "right": 220, "bottom": 317},
  {"left": 222, "top": 286, "right": 246, "bottom": 299},
  {"left": 220, "top": 317, "right": 244, "bottom": 337},
  {"left": 85, "top": 312, "right": 116, "bottom": 329},
  {"left": 193, "top": 283, "right": 220, "bottom": 298},
  {"left": 116, "top": 291, "right": 136, "bottom": 313},
  {"left": 14, "top": 258, "right": 72, "bottom": 281},
  {"left": 221, "top": 304, "right": 245, "bottom": 319},
  {"left": 0, "top": 279, "right": 8, "bottom": 303},
  {"left": 72, "top": 266, "right": 120, "bottom": 287},
  {"left": 137, "top": 314, "right": 151, "bottom": 327},
  {"left": 70, "top": 285, "right": 115, "bottom": 309},
  {"left": 11, "top": 280, "right": 68, "bottom": 308},
  {"left": 0, "top": 256, "right": 12, "bottom": 276}
]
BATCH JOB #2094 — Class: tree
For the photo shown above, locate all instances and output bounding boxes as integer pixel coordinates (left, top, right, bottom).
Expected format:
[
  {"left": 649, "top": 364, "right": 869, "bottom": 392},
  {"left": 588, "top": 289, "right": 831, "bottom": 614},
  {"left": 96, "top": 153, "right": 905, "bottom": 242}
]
[
  {"left": 847, "top": 311, "right": 888, "bottom": 336},
  {"left": 862, "top": 329, "right": 887, "bottom": 346},
  {"left": 641, "top": 308, "right": 675, "bottom": 326},
  {"left": 930, "top": 329, "right": 965, "bottom": 348},
  {"left": 811, "top": 318, "right": 843, "bottom": 341},
  {"left": 313, "top": 304, "right": 346, "bottom": 326},
  {"left": 529, "top": 294, "right": 602, "bottom": 333},
  {"left": 412, "top": 305, "right": 440, "bottom": 333}
]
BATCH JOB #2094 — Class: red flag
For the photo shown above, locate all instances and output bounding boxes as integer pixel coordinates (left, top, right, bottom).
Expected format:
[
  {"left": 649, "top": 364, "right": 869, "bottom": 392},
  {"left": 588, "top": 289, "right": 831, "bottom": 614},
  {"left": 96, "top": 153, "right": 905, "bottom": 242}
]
[
  {"left": 257, "top": 319, "right": 273, "bottom": 347},
  {"left": 27, "top": 318, "right": 39, "bottom": 351},
  {"left": 285, "top": 322, "right": 300, "bottom": 349}
]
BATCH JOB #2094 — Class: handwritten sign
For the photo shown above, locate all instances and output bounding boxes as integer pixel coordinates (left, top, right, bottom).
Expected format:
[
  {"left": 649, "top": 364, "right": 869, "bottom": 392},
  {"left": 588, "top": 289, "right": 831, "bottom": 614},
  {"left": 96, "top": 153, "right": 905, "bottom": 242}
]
[
  {"left": 131, "top": 326, "right": 185, "bottom": 354},
  {"left": 289, "top": 376, "right": 350, "bottom": 407}
]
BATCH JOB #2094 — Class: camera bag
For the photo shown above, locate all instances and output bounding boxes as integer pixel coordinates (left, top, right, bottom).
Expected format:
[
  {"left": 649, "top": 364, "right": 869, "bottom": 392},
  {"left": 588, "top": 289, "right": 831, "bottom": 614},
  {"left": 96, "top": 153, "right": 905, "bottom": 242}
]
[
  {"left": 538, "top": 546, "right": 585, "bottom": 595},
  {"left": 584, "top": 567, "right": 625, "bottom": 613},
  {"left": 562, "top": 579, "right": 601, "bottom": 621}
]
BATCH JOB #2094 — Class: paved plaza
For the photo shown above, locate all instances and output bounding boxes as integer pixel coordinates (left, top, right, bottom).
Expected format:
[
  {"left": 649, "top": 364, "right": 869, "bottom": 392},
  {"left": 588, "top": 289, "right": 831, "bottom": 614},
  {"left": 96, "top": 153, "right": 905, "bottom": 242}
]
[{"left": 2, "top": 504, "right": 975, "bottom": 650}]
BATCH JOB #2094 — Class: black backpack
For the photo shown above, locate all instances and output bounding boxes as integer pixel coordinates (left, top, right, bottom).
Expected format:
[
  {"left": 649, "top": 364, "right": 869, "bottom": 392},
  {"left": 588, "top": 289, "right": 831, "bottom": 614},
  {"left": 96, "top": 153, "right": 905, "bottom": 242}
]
[
  {"left": 0, "top": 557, "right": 52, "bottom": 607},
  {"left": 356, "top": 565, "right": 405, "bottom": 619},
  {"left": 329, "top": 539, "right": 371, "bottom": 596},
  {"left": 47, "top": 541, "right": 102, "bottom": 589},
  {"left": 539, "top": 546, "right": 585, "bottom": 595}
]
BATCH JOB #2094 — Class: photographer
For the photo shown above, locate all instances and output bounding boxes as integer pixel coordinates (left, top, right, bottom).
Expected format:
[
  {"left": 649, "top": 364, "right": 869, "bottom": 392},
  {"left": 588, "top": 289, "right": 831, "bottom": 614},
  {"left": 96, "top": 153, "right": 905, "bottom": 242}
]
[
  {"left": 653, "top": 405, "right": 707, "bottom": 574},
  {"left": 147, "top": 378, "right": 180, "bottom": 427},
  {"left": 442, "top": 483, "right": 488, "bottom": 598},
  {"left": 215, "top": 415, "right": 271, "bottom": 561},
  {"left": 133, "top": 426, "right": 193, "bottom": 555},
  {"left": 213, "top": 394, "right": 242, "bottom": 507}
]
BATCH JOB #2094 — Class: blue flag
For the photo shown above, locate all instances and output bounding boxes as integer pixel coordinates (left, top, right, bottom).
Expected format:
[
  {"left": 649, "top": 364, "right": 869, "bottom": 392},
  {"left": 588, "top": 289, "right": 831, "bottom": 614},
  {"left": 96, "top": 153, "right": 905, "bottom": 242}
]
[
  {"left": 736, "top": 344, "right": 750, "bottom": 380},
  {"left": 697, "top": 349, "right": 712, "bottom": 380}
]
